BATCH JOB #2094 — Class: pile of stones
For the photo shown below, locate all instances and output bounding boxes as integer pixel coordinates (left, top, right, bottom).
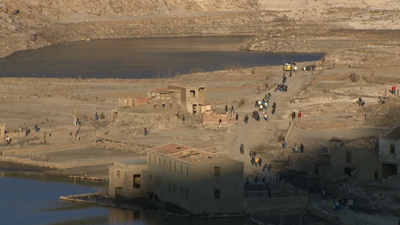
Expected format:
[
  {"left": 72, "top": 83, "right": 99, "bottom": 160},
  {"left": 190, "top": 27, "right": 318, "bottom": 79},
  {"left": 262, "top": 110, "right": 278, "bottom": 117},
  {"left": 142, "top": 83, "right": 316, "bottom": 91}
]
[
  {"left": 370, "top": 175, "right": 400, "bottom": 188},
  {"left": 369, "top": 193, "right": 394, "bottom": 204},
  {"left": 338, "top": 184, "right": 366, "bottom": 197}
]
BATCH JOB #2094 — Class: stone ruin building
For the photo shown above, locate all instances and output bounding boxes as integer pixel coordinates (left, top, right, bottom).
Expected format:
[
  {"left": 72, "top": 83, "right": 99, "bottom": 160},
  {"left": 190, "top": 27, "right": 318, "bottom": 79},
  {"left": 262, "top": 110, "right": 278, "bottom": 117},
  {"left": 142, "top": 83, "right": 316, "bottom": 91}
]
[
  {"left": 378, "top": 126, "right": 400, "bottom": 179},
  {"left": 326, "top": 126, "right": 400, "bottom": 181},
  {"left": 119, "top": 85, "right": 206, "bottom": 117},
  {"left": 108, "top": 143, "right": 244, "bottom": 214},
  {"left": 328, "top": 136, "right": 379, "bottom": 181}
]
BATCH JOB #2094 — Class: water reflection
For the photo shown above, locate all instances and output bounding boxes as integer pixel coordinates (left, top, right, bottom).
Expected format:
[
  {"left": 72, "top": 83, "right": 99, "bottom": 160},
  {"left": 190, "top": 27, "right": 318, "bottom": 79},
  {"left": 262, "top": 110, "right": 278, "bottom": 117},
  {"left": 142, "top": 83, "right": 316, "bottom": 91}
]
[{"left": 0, "top": 171, "right": 251, "bottom": 225}]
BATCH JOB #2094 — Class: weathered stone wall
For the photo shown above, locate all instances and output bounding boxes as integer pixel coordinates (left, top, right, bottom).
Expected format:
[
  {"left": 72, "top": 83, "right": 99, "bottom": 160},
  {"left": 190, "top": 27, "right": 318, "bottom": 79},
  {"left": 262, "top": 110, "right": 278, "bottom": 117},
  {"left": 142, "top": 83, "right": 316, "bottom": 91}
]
[
  {"left": 1, "top": 141, "right": 92, "bottom": 156},
  {"left": 244, "top": 196, "right": 308, "bottom": 214},
  {"left": 252, "top": 205, "right": 307, "bottom": 216},
  {"left": 118, "top": 111, "right": 178, "bottom": 128},
  {"left": 330, "top": 148, "right": 378, "bottom": 181}
]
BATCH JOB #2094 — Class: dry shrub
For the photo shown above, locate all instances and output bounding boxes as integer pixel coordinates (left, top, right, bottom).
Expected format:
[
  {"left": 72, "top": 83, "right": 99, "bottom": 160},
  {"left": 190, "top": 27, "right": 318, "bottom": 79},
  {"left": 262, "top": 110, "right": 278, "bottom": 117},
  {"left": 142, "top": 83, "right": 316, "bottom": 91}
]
[{"left": 238, "top": 97, "right": 247, "bottom": 108}]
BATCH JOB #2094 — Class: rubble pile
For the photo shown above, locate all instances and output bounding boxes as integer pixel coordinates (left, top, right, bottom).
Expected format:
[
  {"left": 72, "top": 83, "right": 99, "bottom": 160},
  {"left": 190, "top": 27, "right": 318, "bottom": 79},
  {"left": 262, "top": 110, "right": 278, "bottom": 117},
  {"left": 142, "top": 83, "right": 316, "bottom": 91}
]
[
  {"left": 338, "top": 184, "right": 366, "bottom": 197},
  {"left": 330, "top": 172, "right": 350, "bottom": 182},
  {"left": 369, "top": 193, "right": 394, "bottom": 204},
  {"left": 370, "top": 175, "right": 400, "bottom": 188}
]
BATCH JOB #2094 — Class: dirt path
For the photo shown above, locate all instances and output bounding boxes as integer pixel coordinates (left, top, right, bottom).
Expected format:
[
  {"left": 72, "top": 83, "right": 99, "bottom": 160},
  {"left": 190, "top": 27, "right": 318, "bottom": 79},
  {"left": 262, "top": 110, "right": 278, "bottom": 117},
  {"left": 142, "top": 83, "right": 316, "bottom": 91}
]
[{"left": 222, "top": 63, "right": 318, "bottom": 183}]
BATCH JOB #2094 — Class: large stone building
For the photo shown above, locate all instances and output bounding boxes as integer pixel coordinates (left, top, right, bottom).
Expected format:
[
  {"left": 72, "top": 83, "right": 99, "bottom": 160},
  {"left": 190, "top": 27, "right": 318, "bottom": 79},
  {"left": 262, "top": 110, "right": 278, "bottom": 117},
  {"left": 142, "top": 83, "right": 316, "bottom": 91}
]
[
  {"left": 108, "top": 143, "right": 244, "bottom": 214},
  {"left": 378, "top": 126, "right": 400, "bottom": 179},
  {"left": 119, "top": 85, "right": 206, "bottom": 116},
  {"left": 328, "top": 136, "right": 379, "bottom": 180}
]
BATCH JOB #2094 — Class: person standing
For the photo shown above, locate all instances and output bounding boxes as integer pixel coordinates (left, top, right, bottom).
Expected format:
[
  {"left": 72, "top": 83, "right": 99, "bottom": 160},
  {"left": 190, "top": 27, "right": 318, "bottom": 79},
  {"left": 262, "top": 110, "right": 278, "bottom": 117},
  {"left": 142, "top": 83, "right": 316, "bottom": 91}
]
[
  {"left": 339, "top": 198, "right": 345, "bottom": 212},
  {"left": 255, "top": 157, "right": 259, "bottom": 167},
  {"left": 254, "top": 176, "right": 259, "bottom": 188},
  {"left": 292, "top": 112, "right": 296, "bottom": 120},
  {"left": 249, "top": 149, "right": 254, "bottom": 157},
  {"left": 264, "top": 113, "right": 269, "bottom": 122},
  {"left": 262, "top": 177, "right": 266, "bottom": 188},
  {"left": 246, "top": 177, "right": 250, "bottom": 186},
  {"left": 219, "top": 118, "right": 222, "bottom": 128},
  {"left": 225, "top": 105, "right": 228, "bottom": 114},
  {"left": 5, "top": 136, "right": 11, "bottom": 145},
  {"left": 182, "top": 116, "right": 185, "bottom": 124},
  {"left": 322, "top": 189, "right": 326, "bottom": 201},
  {"left": 95, "top": 112, "right": 99, "bottom": 120},
  {"left": 334, "top": 199, "right": 340, "bottom": 212},
  {"left": 282, "top": 140, "right": 287, "bottom": 150},
  {"left": 293, "top": 144, "right": 298, "bottom": 153},
  {"left": 144, "top": 127, "right": 148, "bottom": 137},
  {"left": 258, "top": 157, "right": 263, "bottom": 167},
  {"left": 298, "top": 111, "right": 302, "bottom": 119},
  {"left": 348, "top": 198, "right": 353, "bottom": 211},
  {"left": 263, "top": 164, "right": 268, "bottom": 173},
  {"left": 353, "top": 198, "right": 358, "bottom": 212},
  {"left": 244, "top": 115, "right": 249, "bottom": 124},
  {"left": 235, "top": 113, "right": 239, "bottom": 122},
  {"left": 240, "top": 143, "right": 244, "bottom": 155},
  {"left": 300, "top": 144, "right": 305, "bottom": 153},
  {"left": 231, "top": 105, "right": 234, "bottom": 114}
]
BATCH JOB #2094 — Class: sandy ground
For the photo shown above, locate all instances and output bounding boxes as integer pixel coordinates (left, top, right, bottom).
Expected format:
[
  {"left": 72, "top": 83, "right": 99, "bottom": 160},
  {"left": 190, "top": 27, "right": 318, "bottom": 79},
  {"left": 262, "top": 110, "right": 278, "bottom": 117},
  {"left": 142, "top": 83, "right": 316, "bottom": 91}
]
[{"left": 1, "top": 1, "right": 400, "bottom": 224}]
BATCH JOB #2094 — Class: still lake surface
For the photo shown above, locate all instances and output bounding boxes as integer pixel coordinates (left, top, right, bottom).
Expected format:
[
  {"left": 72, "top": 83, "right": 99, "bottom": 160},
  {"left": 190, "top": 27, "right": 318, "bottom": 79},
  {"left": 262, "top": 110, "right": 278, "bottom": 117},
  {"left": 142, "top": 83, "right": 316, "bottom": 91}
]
[
  {"left": 0, "top": 172, "right": 251, "bottom": 225},
  {"left": 0, "top": 36, "right": 324, "bottom": 79}
]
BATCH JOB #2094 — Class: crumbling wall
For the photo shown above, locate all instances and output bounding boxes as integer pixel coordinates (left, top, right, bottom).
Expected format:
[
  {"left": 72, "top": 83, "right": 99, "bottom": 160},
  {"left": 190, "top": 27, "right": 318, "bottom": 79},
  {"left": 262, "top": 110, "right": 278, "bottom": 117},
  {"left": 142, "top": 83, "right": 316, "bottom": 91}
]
[
  {"left": 244, "top": 197, "right": 308, "bottom": 214},
  {"left": 118, "top": 111, "right": 178, "bottom": 128},
  {"left": 330, "top": 148, "right": 378, "bottom": 181}
]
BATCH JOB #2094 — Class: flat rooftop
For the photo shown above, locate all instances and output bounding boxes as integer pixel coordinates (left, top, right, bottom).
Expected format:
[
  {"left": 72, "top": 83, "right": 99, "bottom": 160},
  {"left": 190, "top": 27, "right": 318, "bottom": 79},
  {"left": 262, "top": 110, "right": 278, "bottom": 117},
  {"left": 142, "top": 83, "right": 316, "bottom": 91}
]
[{"left": 115, "top": 158, "right": 147, "bottom": 165}]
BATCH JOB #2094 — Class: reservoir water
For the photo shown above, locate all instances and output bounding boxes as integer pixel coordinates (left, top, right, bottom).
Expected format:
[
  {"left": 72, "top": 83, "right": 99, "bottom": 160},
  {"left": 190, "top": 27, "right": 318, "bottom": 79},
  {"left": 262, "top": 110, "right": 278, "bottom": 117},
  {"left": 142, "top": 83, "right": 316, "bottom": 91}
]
[
  {"left": 0, "top": 36, "right": 324, "bottom": 79},
  {"left": 0, "top": 172, "right": 251, "bottom": 225}
]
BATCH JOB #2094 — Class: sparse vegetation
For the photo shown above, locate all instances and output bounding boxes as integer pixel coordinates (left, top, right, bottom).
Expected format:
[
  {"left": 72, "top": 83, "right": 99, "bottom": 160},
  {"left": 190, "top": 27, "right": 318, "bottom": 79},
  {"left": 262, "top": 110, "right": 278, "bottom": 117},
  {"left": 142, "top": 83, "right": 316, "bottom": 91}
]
[{"left": 238, "top": 97, "right": 247, "bottom": 107}]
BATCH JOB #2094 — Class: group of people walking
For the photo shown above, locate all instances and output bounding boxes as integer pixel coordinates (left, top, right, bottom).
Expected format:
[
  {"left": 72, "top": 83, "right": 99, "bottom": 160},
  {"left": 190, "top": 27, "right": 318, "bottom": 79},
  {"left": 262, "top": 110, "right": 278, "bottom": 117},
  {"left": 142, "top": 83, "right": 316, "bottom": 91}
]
[
  {"left": 333, "top": 197, "right": 357, "bottom": 213},
  {"left": 248, "top": 149, "right": 263, "bottom": 167}
]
